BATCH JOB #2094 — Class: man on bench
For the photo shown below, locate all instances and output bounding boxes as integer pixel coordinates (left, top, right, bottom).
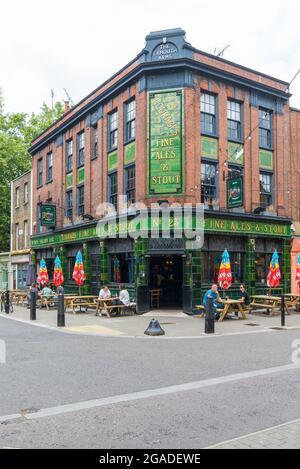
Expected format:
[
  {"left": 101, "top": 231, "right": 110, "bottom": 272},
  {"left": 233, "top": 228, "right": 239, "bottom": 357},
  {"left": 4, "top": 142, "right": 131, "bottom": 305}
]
[
  {"left": 203, "top": 284, "right": 224, "bottom": 320},
  {"left": 114, "top": 284, "right": 130, "bottom": 316}
]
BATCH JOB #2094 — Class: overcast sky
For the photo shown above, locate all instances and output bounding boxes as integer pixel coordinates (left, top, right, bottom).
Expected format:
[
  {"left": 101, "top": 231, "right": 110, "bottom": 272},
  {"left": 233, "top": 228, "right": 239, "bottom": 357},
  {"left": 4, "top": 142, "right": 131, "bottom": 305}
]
[{"left": 1, "top": 0, "right": 300, "bottom": 114}]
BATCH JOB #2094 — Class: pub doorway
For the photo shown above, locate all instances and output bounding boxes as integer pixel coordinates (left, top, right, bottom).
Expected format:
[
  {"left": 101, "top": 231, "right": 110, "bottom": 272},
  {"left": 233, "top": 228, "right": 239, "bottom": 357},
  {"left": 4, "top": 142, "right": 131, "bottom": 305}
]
[{"left": 149, "top": 255, "right": 183, "bottom": 308}]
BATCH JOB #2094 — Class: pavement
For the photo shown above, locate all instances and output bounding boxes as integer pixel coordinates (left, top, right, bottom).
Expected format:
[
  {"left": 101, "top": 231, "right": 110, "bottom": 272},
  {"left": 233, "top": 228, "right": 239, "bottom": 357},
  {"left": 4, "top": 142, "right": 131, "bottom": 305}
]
[
  {"left": 1, "top": 308, "right": 300, "bottom": 448},
  {"left": 2, "top": 304, "right": 300, "bottom": 338}
]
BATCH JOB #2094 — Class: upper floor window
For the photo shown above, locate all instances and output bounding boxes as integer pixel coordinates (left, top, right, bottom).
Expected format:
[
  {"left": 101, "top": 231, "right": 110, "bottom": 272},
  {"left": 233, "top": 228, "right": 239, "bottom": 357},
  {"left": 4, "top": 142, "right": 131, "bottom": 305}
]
[
  {"left": 77, "top": 131, "right": 85, "bottom": 167},
  {"left": 125, "top": 100, "right": 136, "bottom": 143},
  {"left": 24, "top": 182, "right": 29, "bottom": 204},
  {"left": 92, "top": 125, "right": 98, "bottom": 159},
  {"left": 201, "top": 162, "right": 218, "bottom": 204},
  {"left": 200, "top": 92, "right": 217, "bottom": 135},
  {"left": 66, "top": 190, "right": 73, "bottom": 220},
  {"left": 108, "top": 110, "right": 118, "bottom": 151},
  {"left": 108, "top": 172, "right": 118, "bottom": 209},
  {"left": 37, "top": 204, "right": 42, "bottom": 234},
  {"left": 125, "top": 165, "right": 135, "bottom": 204},
  {"left": 259, "top": 109, "right": 272, "bottom": 149},
  {"left": 37, "top": 158, "right": 43, "bottom": 187},
  {"left": 15, "top": 187, "right": 20, "bottom": 208},
  {"left": 227, "top": 101, "right": 242, "bottom": 141},
  {"left": 15, "top": 224, "right": 19, "bottom": 250},
  {"left": 77, "top": 185, "right": 84, "bottom": 217},
  {"left": 260, "top": 172, "right": 273, "bottom": 207},
  {"left": 46, "top": 152, "right": 53, "bottom": 183},
  {"left": 24, "top": 220, "right": 28, "bottom": 248},
  {"left": 66, "top": 139, "right": 73, "bottom": 173}
]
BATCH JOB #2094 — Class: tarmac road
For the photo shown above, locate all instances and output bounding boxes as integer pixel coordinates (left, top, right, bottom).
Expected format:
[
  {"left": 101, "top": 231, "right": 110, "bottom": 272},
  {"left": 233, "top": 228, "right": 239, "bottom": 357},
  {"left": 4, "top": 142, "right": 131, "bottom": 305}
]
[{"left": 1, "top": 316, "right": 300, "bottom": 448}]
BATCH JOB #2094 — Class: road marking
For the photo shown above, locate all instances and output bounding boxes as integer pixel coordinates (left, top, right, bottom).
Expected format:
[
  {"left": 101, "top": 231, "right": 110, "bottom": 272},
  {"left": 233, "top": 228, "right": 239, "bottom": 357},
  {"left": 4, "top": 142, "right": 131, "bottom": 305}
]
[
  {"left": 206, "top": 417, "right": 300, "bottom": 448},
  {"left": 0, "top": 363, "right": 299, "bottom": 424},
  {"left": 65, "top": 325, "right": 124, "bottom": 336}
]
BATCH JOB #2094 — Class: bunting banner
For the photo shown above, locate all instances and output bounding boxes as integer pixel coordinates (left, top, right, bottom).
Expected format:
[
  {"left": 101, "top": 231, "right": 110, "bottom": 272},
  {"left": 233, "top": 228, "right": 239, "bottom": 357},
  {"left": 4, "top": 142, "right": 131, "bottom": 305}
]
[
  {"left": 53, "top": 256, "right": 64, "bottom": 287},
  {"left": 267, "top": 250, "right": 281, "bottom": 288},
  {"left": 218, "top": 249, "right": 232, "bottom": 290},
  {"left": 72, "top": 251, "right": 86, "bottom": 287},
  {"left": 37, "top": 259, "right": 49, "bottom": 287}
]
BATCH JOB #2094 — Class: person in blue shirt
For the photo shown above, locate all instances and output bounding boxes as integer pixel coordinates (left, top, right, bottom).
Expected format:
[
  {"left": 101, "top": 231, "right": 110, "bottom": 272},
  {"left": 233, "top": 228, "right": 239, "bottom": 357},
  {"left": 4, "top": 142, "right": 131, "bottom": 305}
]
[{"left": 203, "top": 284, "right": 223, "bottom": 320}]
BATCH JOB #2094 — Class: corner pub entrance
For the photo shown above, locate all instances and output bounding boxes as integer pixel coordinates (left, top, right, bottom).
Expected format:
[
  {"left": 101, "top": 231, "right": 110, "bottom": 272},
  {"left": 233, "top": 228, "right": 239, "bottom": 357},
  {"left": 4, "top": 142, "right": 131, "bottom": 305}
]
[{"left": 149, "top": 254, "right": 183, "bottom": 308}]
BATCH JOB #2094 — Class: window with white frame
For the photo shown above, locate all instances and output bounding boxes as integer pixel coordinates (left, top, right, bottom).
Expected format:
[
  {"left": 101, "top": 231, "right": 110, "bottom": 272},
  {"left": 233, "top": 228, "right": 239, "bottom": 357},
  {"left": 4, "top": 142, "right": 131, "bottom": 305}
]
[
  {"left": 108, "top": 110, "right": 118, "bottom": 151},
  {"left": 200, "top": 93, "right": 217, "bottom": 135},
  {"left": 227, "top": 100, "right": 242, "bottom": 141}
]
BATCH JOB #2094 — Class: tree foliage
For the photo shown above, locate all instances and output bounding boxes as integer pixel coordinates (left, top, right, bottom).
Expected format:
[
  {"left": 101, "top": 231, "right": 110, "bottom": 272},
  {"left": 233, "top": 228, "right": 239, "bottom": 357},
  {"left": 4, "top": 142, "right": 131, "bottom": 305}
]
[{"left": 0, "top": 91, "right": 64, "bottom": 251}]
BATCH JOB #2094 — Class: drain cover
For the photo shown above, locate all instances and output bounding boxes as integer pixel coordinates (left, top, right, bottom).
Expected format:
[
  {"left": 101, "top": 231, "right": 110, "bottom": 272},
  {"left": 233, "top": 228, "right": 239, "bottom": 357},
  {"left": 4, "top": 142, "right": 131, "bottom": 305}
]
[
  {"left": 160, "top": 322, "right": 176, "bottom": 326},
  {"left": 269, "top": 327, "right": 286, "bottom": 330},
  {"left": 245, "top": 323, "right": 261, "bottom": 327}
]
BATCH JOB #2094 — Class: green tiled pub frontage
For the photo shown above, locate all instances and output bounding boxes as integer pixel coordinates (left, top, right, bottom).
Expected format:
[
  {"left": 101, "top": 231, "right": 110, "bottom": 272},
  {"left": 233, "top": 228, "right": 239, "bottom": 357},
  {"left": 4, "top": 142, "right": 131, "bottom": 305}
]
[{"left": 31, "top": 213, "right": 291, "bottom": 314}]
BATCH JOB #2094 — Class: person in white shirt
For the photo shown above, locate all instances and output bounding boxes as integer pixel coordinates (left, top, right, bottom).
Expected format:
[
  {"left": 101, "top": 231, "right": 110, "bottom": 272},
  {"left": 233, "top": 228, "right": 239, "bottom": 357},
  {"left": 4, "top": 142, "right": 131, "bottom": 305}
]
[
  {"left": 98, "top": 285, "right": 111, "bottom": 300},
  {"left": 119, "top": 285, "right": 130, "bottom": 306}
]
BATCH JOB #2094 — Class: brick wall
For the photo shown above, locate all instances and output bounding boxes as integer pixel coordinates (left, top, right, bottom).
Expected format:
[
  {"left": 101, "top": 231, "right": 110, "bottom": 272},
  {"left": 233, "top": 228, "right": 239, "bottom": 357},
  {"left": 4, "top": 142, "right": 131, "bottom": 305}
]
[{"left": 11, "top": 171, "right": 31, "bottom": 251}]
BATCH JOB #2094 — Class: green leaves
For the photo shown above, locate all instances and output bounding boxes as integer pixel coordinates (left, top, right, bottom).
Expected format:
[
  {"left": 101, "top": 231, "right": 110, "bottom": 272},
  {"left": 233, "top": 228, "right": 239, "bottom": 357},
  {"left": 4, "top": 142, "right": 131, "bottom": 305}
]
[{"left": 0, "top": 90, "right": 64, "bottom": 251}]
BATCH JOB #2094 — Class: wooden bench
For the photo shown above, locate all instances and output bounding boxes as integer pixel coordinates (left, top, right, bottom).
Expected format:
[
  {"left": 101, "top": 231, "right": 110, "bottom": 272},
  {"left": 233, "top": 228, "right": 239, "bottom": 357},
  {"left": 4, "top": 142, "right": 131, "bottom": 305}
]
[
  {"left": 250, "top": 295, "right": 282, "bottom": 316},
  {"left": 96, "top": 300, "right": 136, "bottom": 318},
  {"left": 68, "top": 296, "right": 98, "bottom": 315},
  {"left": 196, "top": 305, "right": 223, "bottom": 318}
]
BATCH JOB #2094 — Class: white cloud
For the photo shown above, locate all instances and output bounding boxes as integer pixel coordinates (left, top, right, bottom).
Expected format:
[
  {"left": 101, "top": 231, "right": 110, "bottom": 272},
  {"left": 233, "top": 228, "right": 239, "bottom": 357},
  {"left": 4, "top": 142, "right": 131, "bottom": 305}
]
[{"left": 1, "top": 0, "right": 300, "bottom": 113}]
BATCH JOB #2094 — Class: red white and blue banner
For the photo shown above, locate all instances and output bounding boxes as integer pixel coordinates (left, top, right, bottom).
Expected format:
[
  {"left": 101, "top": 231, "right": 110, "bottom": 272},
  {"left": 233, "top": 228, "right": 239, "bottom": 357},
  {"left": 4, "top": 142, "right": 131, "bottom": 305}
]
[
  {"left": 267, "top": 250, "right": 281, "bottom": 288},
  {"left": 218, "top": 249, "right": 232, "bottom": 290},
  {"left": 296, "top": 253, "right": 300, "bottom": 287},
  {"left": 53, "top": 256, "right": 64, "bottom": 287},
  {"left": 37, "top": 259, "right": 49, "bottom": 287},
  {"left": 72, "top": 251, "right": 86, "bottom": 287}
]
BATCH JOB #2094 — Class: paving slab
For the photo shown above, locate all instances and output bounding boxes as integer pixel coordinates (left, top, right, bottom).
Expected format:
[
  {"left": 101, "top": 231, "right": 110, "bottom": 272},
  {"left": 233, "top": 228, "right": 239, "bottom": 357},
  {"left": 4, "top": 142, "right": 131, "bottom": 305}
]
[{"left": 2, "top": 305, "right": 300, "bottom": 338}]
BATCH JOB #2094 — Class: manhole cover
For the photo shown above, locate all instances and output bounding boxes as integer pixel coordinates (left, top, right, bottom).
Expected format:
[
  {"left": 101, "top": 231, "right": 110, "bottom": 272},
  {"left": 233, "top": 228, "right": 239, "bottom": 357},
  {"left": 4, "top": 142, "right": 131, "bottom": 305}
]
[{"left": 244, "top": 323, "right": 261, "bottom": 327}]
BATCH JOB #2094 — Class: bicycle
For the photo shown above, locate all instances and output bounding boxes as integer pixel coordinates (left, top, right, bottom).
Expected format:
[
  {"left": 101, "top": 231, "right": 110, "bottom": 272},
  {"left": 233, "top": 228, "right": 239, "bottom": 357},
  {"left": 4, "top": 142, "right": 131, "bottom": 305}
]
[{"left": 0, "top": 291, "right": 14, "bottom": 314}]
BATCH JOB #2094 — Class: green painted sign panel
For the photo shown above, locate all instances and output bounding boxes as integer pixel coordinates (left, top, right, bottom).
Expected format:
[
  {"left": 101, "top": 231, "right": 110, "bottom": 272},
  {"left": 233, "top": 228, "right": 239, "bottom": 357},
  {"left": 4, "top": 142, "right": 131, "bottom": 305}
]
[
  {"left": 77, "top": 167, "right": 85, "bottom": 184},
  {"left": 108, "top": 151, "right": 118, "bottom": 171},
  {"left": 259, "top": 149, "right": 273, "bottom": 170},
  {"left": 66, "top": 173, "right": 73, "bottom": 189},
  {"left": 227, "top": 177, "right": 243, "bottom": 209},
  {"left": 228, "top": 142, "right": 244, "bottom": 164},
  {"left": 41, "top": 204, "right": 56, "bottom": 226},
  {"left": 124, "top": 142, "right": 136, "bottom": 165},
  {"left": 31, "top": 214, "right": 291, "bottom": 248},
  {"left": 201, "top": 136, "right": 218, "bottom": 160},
  {"left": 148, "top": 90, "right": 184, "bottom": 195}
]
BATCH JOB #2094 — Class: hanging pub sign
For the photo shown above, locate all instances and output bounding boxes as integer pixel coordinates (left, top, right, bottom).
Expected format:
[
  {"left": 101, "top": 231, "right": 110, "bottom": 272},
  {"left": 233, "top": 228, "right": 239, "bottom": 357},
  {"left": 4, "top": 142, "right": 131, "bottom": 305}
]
[
  {"left": 41, "top": 204, "right": 56, "bottom": 226},
  {"left": 227, "top": 177, "right": 243, "bottom": 209}
]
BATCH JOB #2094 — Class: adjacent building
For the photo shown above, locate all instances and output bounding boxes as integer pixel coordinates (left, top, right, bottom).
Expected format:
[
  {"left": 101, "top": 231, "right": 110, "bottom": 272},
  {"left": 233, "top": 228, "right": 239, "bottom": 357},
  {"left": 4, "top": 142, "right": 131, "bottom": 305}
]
[
  {"left": 29, "top": 28, "right": 298, "bottom": 312},
  {"left": 0, "top": 252, "right": 10, "bottom": 291},
  {"left": 10, "top": 171, "right": 32, "bottom": 290}
]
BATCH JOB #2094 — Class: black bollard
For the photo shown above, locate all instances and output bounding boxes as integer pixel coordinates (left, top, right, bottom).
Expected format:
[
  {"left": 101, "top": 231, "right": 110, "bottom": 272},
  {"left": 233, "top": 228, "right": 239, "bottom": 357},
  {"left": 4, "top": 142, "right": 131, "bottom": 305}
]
[
  {"left": 4, "top": 290, "right": 10, "bottom": 315},
  {"left": 281, "top": 295, "right": 285, "bottom": 328},
  {"left": 30, "top": 289, "right": 37, "bottom": 321},
  {"left": 57, "top": 293, "right": 65, "bottom": 327},
  {"left": 205, "top": 296, "right": 215, "bottom": 334}
]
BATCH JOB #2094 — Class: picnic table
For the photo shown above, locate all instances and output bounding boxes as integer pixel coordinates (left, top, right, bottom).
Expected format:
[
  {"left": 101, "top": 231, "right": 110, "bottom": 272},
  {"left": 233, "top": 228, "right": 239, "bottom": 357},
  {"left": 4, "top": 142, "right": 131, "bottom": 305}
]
[
  {"left": 96, "top": 298, "right": 136, "bottom": 318},
  {"left": 284, "top": 294, "right": 300, "bottom": 312},
  {"left": 196, "top": 299, "right": 248, "bottom": 322},
  {"left": 39, "top": 294, "right": 58, "bottom": 310},
  {"left": 11, "top": 291, "right": 28, "bottom": 306},
  {"left": 250, "top": 295, "right": 282, "bottom": 316},
  {"left": 64, "top": 295, "right": 98, "bottom": 315},
  {"left": 218, "top": 299, "right": 248, "bottom": 322}
]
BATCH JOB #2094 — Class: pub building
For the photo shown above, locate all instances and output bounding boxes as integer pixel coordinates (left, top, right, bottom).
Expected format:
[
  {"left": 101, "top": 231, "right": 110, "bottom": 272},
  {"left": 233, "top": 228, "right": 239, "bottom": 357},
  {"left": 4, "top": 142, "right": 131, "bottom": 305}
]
[{"left": 30, "top": 28, "right": 296, "bottom": 313}]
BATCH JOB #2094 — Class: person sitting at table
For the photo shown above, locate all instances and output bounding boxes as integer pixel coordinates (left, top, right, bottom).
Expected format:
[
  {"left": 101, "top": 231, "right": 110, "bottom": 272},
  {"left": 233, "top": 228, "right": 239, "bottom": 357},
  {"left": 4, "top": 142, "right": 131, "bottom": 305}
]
[
  {"left": 203, "top": 284, "right": 223, "bottom": 320},
  {"left": 114, "top": 284, "right": 130, "bottom": 316},
  {"left": 239, "top": 284, "right": 250, "bottom": 306},
  {"left": 41, "top": 284, "right": 54, "bottom": 298},
  {"left": 98, "top": 285, "right": 111, "bottom": 300}
]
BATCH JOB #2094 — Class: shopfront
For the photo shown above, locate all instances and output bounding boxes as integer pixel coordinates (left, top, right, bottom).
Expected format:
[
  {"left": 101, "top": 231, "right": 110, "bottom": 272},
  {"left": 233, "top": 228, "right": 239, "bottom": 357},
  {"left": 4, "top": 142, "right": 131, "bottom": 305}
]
[{"left": 31, "top": 213, "right": 292, "bottom": 313}]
